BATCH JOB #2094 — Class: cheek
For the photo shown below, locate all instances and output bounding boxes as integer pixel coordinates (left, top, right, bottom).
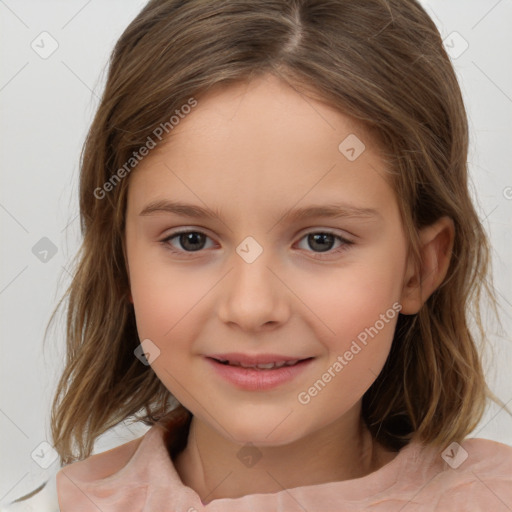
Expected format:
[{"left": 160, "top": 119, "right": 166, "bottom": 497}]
[
  {"left": 128, "top": 248, "right": 215, "bottom": 371},
  {"left": 127, "top": 233, "right": 196, "bottom": 327},
  {"left": 129, "top": 264, "right": 204, "bottom": 397},
  {"left": 295, "top": 257, "right": 403, "bottom": 344},
  {"left": 131, "top": 270, "right": 199, "bottom": 342},
  {"left": 291, "top": 256, "right": 403, "bottom": 399}
]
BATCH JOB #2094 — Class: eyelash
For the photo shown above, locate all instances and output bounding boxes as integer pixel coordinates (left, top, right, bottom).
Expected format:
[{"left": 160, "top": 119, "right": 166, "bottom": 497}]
[{"left": 159, "top": 229, "right": 354, "bottom": 260}]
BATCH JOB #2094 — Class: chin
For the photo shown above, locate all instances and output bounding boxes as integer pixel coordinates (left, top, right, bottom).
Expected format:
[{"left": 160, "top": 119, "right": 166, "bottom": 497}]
[{"left": 222, "top": 416, "right": 310, "bottom": 448}]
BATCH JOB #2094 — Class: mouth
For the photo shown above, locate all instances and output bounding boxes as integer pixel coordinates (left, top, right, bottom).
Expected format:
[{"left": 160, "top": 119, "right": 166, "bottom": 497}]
[
  {"left": 208, "top": 356, "right": 313, "bottom": 370},
  {"left": 205, "top": 354, "right": 315, "bottom": 390}
]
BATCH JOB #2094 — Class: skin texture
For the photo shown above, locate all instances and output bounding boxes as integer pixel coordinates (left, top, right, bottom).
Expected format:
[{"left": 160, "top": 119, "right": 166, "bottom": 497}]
[{"left": 124, "top": 73, "right": 454, "bottom": 503}]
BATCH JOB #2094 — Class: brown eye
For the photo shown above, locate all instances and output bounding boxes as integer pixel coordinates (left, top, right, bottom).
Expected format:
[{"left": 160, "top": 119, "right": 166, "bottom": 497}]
[
  {"left": 161, "top": 230, "right": 213, "bottom": 253},
  {"left": 295, "top": 231, "right": 354, "bottom": 260},
  {"left": 306, "top": 233, "right": 336, "bottom": 252}
]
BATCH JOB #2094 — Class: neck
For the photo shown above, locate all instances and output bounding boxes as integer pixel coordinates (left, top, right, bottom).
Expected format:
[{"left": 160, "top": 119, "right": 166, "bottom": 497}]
[{"left": 173, "top": 405, "right": 395, "bottom": 504}]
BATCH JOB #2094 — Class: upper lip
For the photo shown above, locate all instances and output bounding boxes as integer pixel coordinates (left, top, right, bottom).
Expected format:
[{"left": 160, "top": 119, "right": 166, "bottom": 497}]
[{"left": 207, "top": 353, "right": 312, "bottom": 365}]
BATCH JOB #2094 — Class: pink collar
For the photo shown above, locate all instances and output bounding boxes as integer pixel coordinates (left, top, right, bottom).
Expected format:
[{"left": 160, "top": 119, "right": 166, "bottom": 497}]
[{"left": 56, "top": 413, "right": 443, "bottom": 511}]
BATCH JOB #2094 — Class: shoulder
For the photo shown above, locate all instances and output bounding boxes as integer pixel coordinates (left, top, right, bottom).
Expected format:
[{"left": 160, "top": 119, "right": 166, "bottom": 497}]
[
  {"left": 56, "top": 434, "right": 144, "bottom": 484},
  {"left": 434, "top": 438, "right": 512, "bottom": 510},
  {"left": 0, "top": 435, "right": 145, "bottom": 512},
  {"left": 456, "top": 437, "right": 512, "bottom": 473}
]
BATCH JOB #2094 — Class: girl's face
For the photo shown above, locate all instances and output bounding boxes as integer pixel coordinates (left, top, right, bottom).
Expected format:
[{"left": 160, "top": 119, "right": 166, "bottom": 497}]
[{"left": 125, "top": 74, "right": 411, "bottom": 446}]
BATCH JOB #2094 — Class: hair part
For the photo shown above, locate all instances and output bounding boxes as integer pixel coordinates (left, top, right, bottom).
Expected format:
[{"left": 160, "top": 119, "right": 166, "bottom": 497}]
[{"left": 47, "top": 0, "right": 500, "bottom": 465}]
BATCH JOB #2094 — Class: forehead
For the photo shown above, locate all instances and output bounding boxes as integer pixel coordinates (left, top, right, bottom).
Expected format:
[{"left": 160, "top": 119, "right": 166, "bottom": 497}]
[
  {"left": 126, "top": 74, "right": 397, "bottom": 222},
  {"left": 163, "top": 74, "right": 378, "bottom": 156}
]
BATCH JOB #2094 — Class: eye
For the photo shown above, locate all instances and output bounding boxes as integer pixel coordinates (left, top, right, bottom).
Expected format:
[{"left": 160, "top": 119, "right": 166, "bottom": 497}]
[
  {"left": 160, "top": 229, "right": 353, "bottom": 258},
  {"left": 161, "top": 230, "right": 215, "bottom": 254},
  {"left": 295, "top": 231, "right": 353, "bottom": 259}
]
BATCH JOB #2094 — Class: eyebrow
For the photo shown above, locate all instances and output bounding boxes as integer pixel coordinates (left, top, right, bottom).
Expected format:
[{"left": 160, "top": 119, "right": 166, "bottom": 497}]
[{"left": 139, "top": 199, "right": 381, "bottom": 225}]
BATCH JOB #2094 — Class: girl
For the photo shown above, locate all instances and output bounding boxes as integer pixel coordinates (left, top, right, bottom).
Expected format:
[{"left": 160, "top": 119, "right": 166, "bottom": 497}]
[{"left": 4, "top": 0, "right": 512, "bottom": 510}]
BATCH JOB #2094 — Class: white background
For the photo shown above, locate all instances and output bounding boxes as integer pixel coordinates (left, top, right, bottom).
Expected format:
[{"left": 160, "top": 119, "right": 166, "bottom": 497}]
[{"left": 0, "top": 0, "right": 511, "bottom": 505}]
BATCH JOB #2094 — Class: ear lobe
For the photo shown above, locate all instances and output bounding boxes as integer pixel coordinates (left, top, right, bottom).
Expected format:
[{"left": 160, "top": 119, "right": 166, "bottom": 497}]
[{"left": 400, "top": 216, "right": 455, "bottom": 315}]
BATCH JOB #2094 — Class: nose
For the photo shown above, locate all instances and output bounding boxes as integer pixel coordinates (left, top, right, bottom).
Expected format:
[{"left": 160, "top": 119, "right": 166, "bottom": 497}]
[{"left": 216, "top": 243, "right": 290, "bottom": 332}]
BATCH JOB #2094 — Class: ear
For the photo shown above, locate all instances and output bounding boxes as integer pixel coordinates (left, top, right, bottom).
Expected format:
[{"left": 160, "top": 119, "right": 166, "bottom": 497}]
[{"left": 400, "top": 216, "right": 455, "bottom": 315}]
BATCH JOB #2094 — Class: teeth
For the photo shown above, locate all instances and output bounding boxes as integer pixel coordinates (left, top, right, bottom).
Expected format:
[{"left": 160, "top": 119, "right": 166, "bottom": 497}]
[
  {"left": 217, "top": 359, "right": 301, "bottom": 369},
  {"left": 255, "top": 363, "right": 277, "bottom": 369}
]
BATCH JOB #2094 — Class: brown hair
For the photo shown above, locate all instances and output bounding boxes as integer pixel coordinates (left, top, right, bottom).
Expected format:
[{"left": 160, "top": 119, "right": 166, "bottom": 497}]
[{"left": 47, "top": 0, "right": 501, "bottom": 466}]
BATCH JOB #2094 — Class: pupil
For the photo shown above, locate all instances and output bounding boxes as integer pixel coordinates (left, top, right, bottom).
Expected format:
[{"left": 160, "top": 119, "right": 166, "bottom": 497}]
[
  {"left": 309, "top": 233, "right": 333, "bottom": 252},
  {"left": 181, "top": 232, "right": 205, "bottom": 251}
]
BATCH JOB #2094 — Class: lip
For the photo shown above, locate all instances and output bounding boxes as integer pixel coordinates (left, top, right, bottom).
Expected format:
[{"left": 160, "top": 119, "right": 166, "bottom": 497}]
[
  {"left": 205, "top": 355, "right": 314, "bottom": 391},
  {"left": 207, "top": 352, "right": 308, "bottom": 365}
]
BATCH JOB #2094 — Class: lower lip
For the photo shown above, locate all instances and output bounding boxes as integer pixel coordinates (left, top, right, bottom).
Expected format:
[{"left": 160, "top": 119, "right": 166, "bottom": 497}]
[{"left": 205, "top": 357, "right": 313, "bottom": 391}]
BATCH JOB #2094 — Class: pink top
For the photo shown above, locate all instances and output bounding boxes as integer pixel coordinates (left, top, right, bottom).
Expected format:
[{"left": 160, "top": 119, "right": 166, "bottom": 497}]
[{"left": 56, "top": 410, "right": 512, "bottom": 511}]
